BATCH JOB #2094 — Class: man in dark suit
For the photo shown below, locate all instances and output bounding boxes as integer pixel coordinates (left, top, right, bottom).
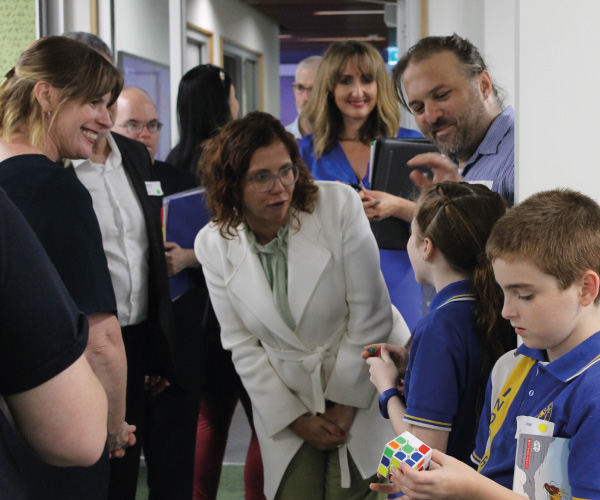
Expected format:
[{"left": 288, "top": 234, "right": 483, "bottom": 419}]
[
  {"left": 112, "top": 86, "right": 209, "bottom": 500},
  {"left": 66, "top": 33, "right": 178, "bottom": 500}
]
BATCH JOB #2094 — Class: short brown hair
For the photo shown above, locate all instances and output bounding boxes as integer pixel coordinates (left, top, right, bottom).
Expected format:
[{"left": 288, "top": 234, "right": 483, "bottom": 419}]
[
  {"left": 200, "top": 111, "right": 319, "bottom": 238},
  {"left": 487, "top": 189, "right": 600, "bottom": 301},
  {"left": 0, "top": 36, "right": 123, "bottom": 149}
]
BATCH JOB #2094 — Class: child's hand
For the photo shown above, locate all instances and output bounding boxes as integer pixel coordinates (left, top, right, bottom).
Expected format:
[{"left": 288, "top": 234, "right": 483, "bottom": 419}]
[
  {"left": 366, "top": 344, "right": 402, "bottom": 394},
  {"left": 363, "top": 343, "right": 410, "bottom": 373},
  {"left": 369, "top": 472, "right": 404, "bottom": 496},
  {"left": 388, "top": 449, "right": 486, "bottom": 500}
]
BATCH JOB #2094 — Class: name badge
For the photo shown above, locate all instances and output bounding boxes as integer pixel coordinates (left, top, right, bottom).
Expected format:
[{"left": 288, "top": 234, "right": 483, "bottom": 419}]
[
  {"left": 145, "top": 181, "right": 164, "bottom": 196},
  {"left": 466, "top": 180, "right": 494, "bottom": 190},
  {"left": 515, "top": 415, "right": 555, "bottom": 439}
]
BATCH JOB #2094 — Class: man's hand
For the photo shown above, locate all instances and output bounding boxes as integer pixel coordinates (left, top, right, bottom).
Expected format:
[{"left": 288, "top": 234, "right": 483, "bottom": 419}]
[
  {"left": 164, "top": 242, "right": 199, "bottom": 277},
  {"left": 290, "top": 414, "right": 347, "bottom": 451},
  {"left": 145, "top": 375, "right": 171, "bottom": 396},
  {"left": 407, "top": 152, "right": 462, "bottom": 189}
]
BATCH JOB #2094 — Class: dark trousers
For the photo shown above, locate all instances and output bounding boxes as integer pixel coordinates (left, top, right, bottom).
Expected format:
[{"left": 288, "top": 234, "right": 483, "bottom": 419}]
[
  {"left": 144, "top": 384, "right": 202, "bottom": 500},
  {"left": 108, "top": 322, "right": 148, "bottom": 500}
]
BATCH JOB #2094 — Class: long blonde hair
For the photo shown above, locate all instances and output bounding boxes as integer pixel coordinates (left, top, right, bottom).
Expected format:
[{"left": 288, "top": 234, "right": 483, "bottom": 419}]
[
  {"left": 0, "top": 36, "right": 123, "bottom": 150},
  {"left": 302, "top": 41, "right": 400, "bottom": 158}
]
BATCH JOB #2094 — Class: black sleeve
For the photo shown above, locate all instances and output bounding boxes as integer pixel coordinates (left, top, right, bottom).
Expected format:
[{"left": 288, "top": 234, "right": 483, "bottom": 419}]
[
  {"left": 0, "top": 190, "right": 88, "bottom": 395},
  {"left": 26, "top": 168, "right": 117, "bottom": 316}
]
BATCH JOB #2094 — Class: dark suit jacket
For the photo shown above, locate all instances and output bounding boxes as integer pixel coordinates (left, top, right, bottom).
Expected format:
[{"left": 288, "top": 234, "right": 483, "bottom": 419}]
[
  {"left": 111, "top": 133, "right": 178, "bottom": 382},
  {"left": 151, "top": 159, "right": 212, "bottom": 391}
]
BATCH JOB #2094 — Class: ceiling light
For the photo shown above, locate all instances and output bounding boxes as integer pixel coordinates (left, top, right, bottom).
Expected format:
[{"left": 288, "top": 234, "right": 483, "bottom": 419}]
[
  {"left": 314, "top": 10, "right": 384, "bottom": 16},
  {"left": 295, "top": 36, "right": 386, "bottom": 42}
]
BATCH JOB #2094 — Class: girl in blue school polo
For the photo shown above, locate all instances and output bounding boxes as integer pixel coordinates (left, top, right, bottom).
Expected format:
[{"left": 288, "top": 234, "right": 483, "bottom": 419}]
[{"left": 365, "top": 182, "right": 516, "bottom": 475}]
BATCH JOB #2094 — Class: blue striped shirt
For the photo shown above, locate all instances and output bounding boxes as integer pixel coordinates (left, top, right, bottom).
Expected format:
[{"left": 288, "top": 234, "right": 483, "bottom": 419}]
[{"left": 462, "top": 106, "right": 514, "bottom": 206}]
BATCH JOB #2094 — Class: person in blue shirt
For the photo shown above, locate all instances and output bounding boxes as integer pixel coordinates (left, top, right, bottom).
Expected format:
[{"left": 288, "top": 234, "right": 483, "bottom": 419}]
[
  {"left": 364, "top": 182, "right": 515, "bottom": 498},
  {"left": 389, "top": 188, "right": 600, "bottom": 500},
  {"left": 298, "top": 40, "right": 423, "bottom": 330}
]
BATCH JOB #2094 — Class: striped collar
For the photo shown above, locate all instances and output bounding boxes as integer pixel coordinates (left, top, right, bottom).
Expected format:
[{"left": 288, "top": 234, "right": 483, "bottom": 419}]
[{"left": 430, "top": 280, "right": 475, "bottom": 310}]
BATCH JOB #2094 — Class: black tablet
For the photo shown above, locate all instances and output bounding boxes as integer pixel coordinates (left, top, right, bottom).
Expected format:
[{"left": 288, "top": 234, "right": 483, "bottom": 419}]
[{"left": 368, "top": 137, "right": 438, "bottom": 250}]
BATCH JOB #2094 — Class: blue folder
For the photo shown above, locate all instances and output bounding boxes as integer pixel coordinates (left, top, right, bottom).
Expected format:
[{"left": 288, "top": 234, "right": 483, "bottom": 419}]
[{"left": 163, "top": 187, "right": 211, "bottom": 300}]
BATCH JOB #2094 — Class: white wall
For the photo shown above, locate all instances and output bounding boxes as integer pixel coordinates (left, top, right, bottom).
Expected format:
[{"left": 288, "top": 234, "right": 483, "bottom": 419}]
[
  {"left": 428, "top": 0, "right": 484, "bottom": 49},
  {"left": 426, "top": 0, "right": 515, "bottom": 107},
  {"left": 516, "top": 0, "right": 600, "bottom": 203},
  {"left": 114, "top": 0, "right": 170, "bottom": 66},
  {"left": 186, "top": 0, "right": 280, "bottom": 116}
]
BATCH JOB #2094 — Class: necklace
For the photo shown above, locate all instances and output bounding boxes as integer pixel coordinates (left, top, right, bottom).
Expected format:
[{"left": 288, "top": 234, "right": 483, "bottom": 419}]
[{"left": 338, "top": 135, "right": 363, "bottom": 142}]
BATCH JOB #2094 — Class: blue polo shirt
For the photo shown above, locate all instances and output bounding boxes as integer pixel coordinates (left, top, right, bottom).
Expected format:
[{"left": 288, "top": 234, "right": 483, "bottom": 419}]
[
  {"left": 461, "top": 106, "right": 514, "bottom": 206},
  {"left": 403, "top": 280, "right": 482, "bottom": 464},
  {"left": 472, "top": 331, "right": 600, "bottom": 499}
]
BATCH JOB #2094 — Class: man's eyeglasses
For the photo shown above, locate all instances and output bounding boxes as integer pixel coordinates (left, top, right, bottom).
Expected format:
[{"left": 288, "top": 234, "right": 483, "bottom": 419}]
[
  {"left": 292, "top": 83, "right": 313, "bottom": 96},
  {"left": 117, "top": 120, "right": 163, "bottom": 134},
  {"left": 246, "top": 165, "right": 300, "bottom": 193}
]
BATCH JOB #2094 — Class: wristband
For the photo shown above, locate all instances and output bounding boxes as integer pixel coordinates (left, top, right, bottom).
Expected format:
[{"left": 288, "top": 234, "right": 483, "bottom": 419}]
[{"left": 378, "top": 388, "right": 404, "bottom": 419}]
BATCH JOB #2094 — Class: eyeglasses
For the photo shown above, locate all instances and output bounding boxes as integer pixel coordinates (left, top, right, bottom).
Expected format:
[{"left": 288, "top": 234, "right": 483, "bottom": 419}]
[
  {"left": 117, "top": 120, "right": 163, "bottom": 134},
  {"left": 245, "top": 165, "right": 300, "bottom": 193},
  {"left": 292, "top": 83, "right": 313, "bottom": 96}
]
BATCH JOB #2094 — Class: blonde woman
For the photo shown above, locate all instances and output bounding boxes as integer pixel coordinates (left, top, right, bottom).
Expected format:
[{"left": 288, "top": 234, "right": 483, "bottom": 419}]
[{"left": 299, "top": 41, "right": 423, "bottom": 330}]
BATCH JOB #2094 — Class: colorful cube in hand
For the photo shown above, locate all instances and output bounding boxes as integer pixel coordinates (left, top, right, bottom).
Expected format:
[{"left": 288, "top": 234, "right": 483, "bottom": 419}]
[
  {"left": 368, "top": 347, "right": 381, "bottom": 357},
  {"left": 377, "top": 431, "right": 432, "bottom": 479}
]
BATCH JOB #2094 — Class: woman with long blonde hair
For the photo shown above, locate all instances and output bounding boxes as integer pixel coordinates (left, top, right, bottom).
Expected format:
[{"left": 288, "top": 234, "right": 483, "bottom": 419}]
[{"left": 299, "top": 41, "right": 423, "bottom": 330}]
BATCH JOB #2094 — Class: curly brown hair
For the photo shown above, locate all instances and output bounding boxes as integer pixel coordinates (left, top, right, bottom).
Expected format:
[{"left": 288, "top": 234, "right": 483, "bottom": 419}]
[{"left": 199, "top": 111, "right": 319, "bottom": 238}]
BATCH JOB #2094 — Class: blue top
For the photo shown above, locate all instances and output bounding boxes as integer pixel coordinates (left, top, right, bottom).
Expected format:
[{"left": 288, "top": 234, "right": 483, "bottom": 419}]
[
  {"left": 403, "top": 280, "right": 481, "bottom": 464},
  {"left": 472, "top": 331, "right": 600, "bottom": 498},
  {"left": 298, "top": 127, "right": 423, "bottom": 189},
  {"left": 297, "top": 128, "right": 423, "bottom": 330},
  {"left": 461, "top": 106, "right": 514, "bottom": 206}
]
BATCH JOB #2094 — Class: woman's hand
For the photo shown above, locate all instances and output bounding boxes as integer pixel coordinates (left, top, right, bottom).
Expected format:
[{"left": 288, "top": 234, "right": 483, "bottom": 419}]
[
  {"left": 360, "top": 188, "right": 415, "bottom": 223},
  {"left": 108, "top": 421, "right": 136, "bottom": 459},
  {"left": 321, "top": 403, "right": 356, "bottom": 433},
  {"left": 290, "top": 414, "right": 347, "bottom": 450}
]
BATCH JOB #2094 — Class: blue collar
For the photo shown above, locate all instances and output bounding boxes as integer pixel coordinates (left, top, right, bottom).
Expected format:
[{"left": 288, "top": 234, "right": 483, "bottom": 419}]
[
  {"left": 429, "top": 280, "right": 474, "bottom": 310},
  {"left": 517, "top": 330, "right": 600, "bottom": 382}
]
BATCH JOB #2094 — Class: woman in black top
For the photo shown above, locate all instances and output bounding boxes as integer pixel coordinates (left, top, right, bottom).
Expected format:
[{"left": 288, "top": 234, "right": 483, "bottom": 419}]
[{"left": 0, "top": 36, "right": 133, "bottom": 499}]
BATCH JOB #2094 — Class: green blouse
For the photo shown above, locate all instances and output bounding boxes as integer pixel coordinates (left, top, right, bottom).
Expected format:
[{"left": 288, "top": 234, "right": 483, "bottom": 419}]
[{"left": 246, "top": 223, "right": 296, "bottom": 331}]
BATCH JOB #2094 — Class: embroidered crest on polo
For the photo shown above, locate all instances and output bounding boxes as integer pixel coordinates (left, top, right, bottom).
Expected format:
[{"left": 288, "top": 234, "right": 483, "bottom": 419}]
[{"left": 377, "top": 431, "right": 432, "bottom": 479}]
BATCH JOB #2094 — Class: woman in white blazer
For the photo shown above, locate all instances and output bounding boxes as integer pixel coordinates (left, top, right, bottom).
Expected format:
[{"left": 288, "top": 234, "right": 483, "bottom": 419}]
[{"left": 194, "top": 112, "right": 411, "bottom": 500}]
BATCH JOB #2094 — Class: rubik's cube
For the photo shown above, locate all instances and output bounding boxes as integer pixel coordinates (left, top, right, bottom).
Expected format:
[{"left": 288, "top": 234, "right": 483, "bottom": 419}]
[{"left": 377, "top": 431, "right": 432, "bottom": 479}]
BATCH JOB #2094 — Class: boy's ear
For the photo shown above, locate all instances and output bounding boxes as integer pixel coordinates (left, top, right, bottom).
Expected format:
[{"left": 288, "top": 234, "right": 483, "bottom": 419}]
[{"left": 578, "top": 270, "right": 600, "bottom": 307}]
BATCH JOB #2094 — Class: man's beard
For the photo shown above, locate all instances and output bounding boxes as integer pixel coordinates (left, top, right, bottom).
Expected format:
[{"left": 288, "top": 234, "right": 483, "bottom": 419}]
[{"left": 422, "top": 94, "right": 487, "bottom": 162}]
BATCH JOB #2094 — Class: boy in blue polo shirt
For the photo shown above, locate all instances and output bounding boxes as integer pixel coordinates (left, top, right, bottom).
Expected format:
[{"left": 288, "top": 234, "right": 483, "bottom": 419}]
[{"left": 388, "top": 189, "right": 600, "bottom": 500}]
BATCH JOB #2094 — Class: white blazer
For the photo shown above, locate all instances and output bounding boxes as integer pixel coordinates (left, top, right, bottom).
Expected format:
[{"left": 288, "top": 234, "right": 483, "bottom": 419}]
[{"left": 195, "top": 181, "right": 411, "bottom": 499}]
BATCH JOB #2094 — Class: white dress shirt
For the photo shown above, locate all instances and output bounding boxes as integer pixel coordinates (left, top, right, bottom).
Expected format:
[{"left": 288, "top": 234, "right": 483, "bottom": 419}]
[{"left": 73, "top": 133, "right": 149, "bottom": 327}]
